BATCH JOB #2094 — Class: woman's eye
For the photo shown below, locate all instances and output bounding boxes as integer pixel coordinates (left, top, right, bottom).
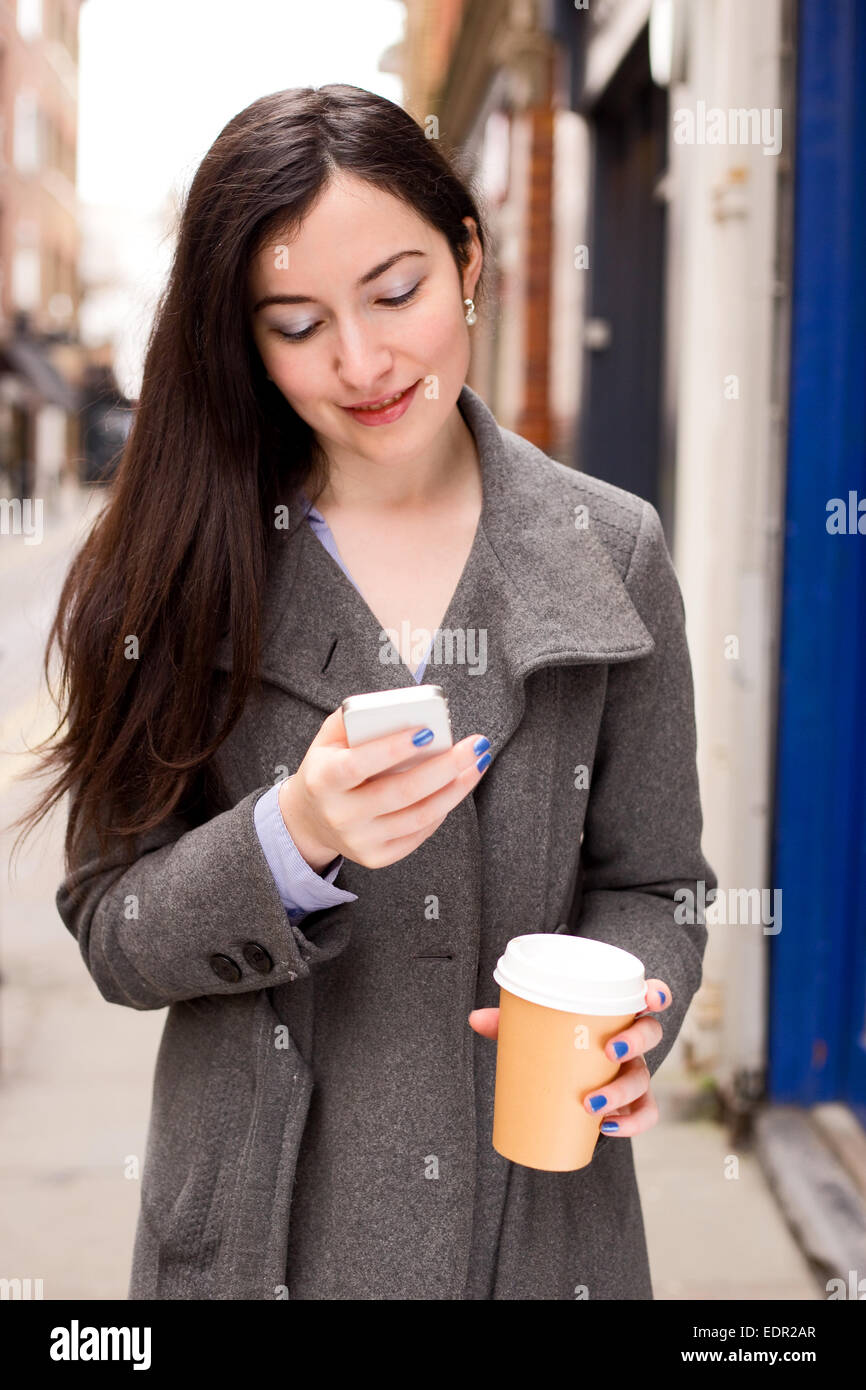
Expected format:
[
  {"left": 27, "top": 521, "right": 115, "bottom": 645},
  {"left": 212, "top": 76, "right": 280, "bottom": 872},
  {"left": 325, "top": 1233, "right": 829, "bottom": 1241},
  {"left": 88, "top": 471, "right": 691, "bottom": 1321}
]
[
  {"left": 378, "top": 280, "right": 423, "bottom": 306},
  {"left": 277, "top": 323, "right": 319, "bottom": 342},
  {"left": 274, "top": 281, "right": 423, "bottom": 342}
]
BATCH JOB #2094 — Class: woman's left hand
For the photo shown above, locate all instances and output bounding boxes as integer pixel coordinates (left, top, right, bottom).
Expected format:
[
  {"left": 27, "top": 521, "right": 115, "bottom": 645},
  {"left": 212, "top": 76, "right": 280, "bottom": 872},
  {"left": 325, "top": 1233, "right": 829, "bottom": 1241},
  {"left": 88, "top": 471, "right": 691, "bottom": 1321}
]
[{"left": 467, "top": 978, "right": 672, "bottom": 1137}]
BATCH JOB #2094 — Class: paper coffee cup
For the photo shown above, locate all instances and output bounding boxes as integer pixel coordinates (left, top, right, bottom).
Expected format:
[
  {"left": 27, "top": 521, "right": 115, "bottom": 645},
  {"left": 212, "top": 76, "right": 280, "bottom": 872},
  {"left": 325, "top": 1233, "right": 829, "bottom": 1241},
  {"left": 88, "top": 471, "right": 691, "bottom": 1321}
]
[{"left": 491, "top": 933, "right": 647, "bottom": 1171}]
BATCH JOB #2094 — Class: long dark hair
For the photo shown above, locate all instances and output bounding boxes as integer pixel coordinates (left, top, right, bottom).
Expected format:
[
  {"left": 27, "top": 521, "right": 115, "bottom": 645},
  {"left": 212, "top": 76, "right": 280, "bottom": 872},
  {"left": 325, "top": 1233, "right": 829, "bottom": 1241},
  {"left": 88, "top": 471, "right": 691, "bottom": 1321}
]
[{"left": 7, "top": 84, "right": 488, "bottom": 874}]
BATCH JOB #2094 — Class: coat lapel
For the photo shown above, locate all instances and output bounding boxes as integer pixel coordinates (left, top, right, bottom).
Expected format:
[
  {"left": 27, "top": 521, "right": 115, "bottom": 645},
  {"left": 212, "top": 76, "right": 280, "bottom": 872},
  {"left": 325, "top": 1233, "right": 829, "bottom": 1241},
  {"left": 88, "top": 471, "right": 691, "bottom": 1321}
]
[{"left": 213, "top": 385, "right": 655, "bottom": 760}]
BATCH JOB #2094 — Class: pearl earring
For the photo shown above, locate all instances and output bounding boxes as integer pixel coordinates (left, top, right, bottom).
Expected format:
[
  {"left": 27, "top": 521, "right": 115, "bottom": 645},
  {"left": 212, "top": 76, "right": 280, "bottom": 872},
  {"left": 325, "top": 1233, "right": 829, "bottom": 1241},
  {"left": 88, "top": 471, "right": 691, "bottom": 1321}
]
[{"left": 464, "top": 297, "right": 477, "bottom": 325}]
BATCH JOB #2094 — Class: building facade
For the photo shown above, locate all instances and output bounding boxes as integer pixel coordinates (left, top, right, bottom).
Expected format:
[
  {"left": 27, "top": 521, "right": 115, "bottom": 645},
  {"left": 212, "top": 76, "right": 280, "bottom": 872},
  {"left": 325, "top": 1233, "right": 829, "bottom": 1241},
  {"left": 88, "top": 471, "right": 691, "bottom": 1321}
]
[
  {"left": 0, "top": 0, "right": 86, "bottom": 503},
  {"left": 395, "top": 0, "right": 866, "bottom": 1160}
]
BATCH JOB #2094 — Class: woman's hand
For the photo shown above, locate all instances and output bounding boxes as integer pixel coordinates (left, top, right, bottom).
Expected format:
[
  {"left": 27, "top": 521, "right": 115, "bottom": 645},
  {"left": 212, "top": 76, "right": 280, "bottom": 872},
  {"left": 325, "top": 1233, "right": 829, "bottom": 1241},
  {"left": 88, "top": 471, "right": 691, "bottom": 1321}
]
[
  {"left": 278, "top": 707, "right": 491, "bottom": 872},
  {"left": 468, "top": 979, "right": 672, "bottom": 1137}
]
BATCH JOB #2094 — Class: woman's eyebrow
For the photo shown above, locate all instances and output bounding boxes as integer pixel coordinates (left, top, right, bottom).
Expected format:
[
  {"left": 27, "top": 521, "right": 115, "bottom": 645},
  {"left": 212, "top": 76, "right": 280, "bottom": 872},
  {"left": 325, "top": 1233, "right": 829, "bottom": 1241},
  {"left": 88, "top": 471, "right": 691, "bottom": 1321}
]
[{"left": 253, "top": 249, "right": 427, "bottom": 312}]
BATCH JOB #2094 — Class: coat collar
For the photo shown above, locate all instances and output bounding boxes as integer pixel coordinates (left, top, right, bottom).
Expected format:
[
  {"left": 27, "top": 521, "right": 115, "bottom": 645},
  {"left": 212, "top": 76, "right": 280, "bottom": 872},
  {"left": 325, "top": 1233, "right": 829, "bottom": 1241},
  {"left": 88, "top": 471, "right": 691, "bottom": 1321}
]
[{"left": 214, "top": 385, "right": 654, "bottom": 756}]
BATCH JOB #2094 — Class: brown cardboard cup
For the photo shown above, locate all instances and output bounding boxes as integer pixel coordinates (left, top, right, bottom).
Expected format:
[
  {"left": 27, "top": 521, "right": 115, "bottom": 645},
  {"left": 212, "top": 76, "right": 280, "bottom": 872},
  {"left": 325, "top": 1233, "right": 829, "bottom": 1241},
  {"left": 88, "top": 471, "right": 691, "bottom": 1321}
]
[{"left": 492, "top": 933, "right": 647, "bottom": 1171}]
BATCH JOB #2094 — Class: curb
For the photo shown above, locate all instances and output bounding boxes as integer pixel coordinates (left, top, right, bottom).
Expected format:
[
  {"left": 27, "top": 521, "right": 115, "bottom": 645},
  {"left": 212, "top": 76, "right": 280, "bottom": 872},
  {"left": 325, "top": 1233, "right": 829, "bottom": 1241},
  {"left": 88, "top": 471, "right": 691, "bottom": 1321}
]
[{"left": 754, "top": 1104, "right": 866, "bottom": 1295}]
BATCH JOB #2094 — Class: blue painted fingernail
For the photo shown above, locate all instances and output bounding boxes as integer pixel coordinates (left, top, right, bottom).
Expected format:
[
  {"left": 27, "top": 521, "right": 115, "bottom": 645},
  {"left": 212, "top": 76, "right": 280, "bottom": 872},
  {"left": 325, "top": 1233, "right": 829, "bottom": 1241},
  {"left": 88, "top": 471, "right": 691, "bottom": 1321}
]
[
  {"left": 476, "top": 751, "right": 491, "bottom": 772},
  {"left": 473, "top": 737, "right": 490, "bottom": 754},
  {"left": 601, "top": 1121, "right": 619, "bottom": 1133},
  {"left": 589, "top": 1094, "right": 607, "bottom": 1112},
  {"left": 658, "top": 990, "right": 666, "bottom": 1004},
  {"left": 612, "top": 1041, "right": 628, "bottom": 1058},
  {"left": 412, "top": 728, "right": 434, "bottom": 746}
]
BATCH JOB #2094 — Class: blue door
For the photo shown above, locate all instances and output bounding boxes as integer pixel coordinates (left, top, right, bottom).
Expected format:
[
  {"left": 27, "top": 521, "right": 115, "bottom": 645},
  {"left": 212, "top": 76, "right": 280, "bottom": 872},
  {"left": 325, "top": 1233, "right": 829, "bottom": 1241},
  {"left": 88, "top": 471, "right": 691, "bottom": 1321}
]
[{"left": 771, "top": 0, "right": 866, "bottom": 1123}]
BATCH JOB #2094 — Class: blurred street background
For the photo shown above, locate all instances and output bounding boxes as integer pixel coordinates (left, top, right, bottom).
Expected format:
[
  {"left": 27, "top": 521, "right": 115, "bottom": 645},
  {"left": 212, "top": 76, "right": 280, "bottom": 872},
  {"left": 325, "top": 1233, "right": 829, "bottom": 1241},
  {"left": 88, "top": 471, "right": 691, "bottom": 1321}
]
[{"left": 1, "top": 0, "right": 865, "bottom": 1300}]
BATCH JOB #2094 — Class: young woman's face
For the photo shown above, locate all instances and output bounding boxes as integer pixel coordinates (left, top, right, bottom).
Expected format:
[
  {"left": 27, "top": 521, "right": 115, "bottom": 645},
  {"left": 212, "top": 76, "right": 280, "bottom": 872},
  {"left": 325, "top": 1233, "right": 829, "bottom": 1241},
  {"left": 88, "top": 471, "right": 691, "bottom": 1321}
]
[{"left": 247, "top": 172, "right": 482, "bottom": 469}]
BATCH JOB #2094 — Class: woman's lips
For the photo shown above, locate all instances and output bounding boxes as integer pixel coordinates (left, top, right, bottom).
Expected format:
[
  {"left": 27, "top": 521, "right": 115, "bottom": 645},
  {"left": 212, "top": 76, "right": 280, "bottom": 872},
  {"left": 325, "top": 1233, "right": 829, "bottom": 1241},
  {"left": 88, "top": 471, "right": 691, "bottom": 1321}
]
[{"left": 341, "top": 379, "right": 420, "bottom": 426}]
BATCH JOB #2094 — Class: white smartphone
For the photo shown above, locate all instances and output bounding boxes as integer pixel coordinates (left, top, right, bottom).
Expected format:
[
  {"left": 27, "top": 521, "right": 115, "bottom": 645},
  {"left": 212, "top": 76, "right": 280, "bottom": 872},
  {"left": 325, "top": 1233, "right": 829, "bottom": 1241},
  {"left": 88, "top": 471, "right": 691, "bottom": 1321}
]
[{"left": 341, "top": 684, "right": 453, "bottom": 777}]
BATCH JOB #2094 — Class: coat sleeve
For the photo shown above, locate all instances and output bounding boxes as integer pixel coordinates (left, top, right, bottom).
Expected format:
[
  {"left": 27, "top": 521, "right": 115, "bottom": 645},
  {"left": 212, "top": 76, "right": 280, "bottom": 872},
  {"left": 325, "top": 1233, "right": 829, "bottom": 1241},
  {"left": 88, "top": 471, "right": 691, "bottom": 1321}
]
[
  {"left": 572, "top": 499, "right": 716, "bottom": 1080},
  {"left": 55, "top": 782, "right": 356, "bottom": 1011}
]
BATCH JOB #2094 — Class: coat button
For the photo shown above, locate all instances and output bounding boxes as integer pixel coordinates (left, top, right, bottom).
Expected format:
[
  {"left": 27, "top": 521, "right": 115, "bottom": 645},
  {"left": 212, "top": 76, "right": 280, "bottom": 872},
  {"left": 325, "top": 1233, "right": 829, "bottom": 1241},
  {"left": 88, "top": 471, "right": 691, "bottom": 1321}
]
[
  {"left": 209, "top": 953, "right": 242, "bottom": 983},
  {"left": 242, "top": 941, "right": 273, "bottom": 974}
]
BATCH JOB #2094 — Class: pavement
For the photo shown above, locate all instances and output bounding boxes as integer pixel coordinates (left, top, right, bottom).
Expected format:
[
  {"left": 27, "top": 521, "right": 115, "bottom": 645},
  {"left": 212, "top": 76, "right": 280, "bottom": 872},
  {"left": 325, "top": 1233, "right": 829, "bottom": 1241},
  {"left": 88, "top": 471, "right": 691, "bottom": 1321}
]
[{"left": 0, "top": 483, "right": 824, "bottom": 1300}]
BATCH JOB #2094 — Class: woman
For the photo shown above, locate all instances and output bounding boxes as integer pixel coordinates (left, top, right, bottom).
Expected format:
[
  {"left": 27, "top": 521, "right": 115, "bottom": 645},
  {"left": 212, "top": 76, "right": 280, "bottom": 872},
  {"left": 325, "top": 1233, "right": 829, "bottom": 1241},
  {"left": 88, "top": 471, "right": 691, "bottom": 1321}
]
[{"left": 12, "top": 84, "right": 715, "bottom": 1300}]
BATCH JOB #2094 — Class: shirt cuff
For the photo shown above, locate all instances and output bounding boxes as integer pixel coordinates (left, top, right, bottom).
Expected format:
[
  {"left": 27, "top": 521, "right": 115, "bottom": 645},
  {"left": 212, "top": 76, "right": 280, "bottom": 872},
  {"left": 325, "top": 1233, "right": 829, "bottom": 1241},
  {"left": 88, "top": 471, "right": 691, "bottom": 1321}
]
[{"left": 253, "top": 782, "right": 358, "bottom": 922}]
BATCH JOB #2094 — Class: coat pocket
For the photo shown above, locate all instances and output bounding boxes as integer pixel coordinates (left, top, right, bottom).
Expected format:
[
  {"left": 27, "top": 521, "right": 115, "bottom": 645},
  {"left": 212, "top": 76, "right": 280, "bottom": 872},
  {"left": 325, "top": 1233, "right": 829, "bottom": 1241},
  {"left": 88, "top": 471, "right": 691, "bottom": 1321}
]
[
  {"left": 212, "top": 987, "right": 315, "bottom": 1300},
  {"left": 148, "top": 1132, "right": 236, "bottom": 1298},
  {"left": 135, "top": 993, "right": 281, "bottom": 1297}
]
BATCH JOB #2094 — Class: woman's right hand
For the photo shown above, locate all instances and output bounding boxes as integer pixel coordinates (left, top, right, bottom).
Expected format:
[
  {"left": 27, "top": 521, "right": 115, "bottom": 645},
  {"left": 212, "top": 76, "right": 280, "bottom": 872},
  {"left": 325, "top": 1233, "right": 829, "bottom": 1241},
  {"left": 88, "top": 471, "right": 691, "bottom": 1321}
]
[{"left": 277, "top": 707, "right": 491, "bottom": 872}]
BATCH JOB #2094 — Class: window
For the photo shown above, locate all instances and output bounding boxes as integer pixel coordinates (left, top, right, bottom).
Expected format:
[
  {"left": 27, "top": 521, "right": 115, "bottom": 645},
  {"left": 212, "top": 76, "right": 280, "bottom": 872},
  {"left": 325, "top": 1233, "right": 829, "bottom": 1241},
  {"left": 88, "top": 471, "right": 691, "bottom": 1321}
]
[
  {"left": 12, "top": 246, "right": 41, "bottom": 310},
  {"left": 17, "top": 0, "right": 43, "bottom": 42},
  {"left": 14, "top": 91, "right": 40, "bottom": 173}
]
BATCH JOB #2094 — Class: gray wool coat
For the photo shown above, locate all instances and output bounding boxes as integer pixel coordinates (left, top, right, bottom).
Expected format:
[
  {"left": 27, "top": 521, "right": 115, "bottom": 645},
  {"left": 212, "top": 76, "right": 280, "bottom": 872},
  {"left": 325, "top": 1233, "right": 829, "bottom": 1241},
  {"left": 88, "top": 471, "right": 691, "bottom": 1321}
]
[{"left": 56, "top": 384, "right": 715, "bottom": 1301}]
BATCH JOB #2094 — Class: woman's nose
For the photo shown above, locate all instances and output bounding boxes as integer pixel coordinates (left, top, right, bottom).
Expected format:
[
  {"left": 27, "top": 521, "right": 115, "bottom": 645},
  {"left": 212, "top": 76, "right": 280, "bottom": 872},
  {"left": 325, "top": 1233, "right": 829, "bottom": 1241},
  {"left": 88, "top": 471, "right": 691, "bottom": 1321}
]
[{"left": 334, "top": 319, "right": 394, "bottom": 392}]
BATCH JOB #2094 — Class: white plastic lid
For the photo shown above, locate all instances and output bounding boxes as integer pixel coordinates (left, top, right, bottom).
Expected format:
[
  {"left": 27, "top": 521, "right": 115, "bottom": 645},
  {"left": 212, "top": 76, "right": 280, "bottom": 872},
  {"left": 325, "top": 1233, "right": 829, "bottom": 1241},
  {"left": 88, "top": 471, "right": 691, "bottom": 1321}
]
[{"left": 493, "top": 933, "right": 647, "bottom": 1015}]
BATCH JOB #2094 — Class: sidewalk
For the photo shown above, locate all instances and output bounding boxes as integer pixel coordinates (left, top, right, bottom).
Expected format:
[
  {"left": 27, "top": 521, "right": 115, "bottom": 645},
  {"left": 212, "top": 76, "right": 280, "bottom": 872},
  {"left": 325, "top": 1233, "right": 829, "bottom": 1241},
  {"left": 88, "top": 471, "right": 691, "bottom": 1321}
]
[
  {"left": 634, "top": 1053, "right": 821, "bottom": 1300},
  {"left": 0, "top": 491, "right": 823, "bottom": 1300},
  {"left": 0, "top": 482, "right": 162, "bottom": 1300}
]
